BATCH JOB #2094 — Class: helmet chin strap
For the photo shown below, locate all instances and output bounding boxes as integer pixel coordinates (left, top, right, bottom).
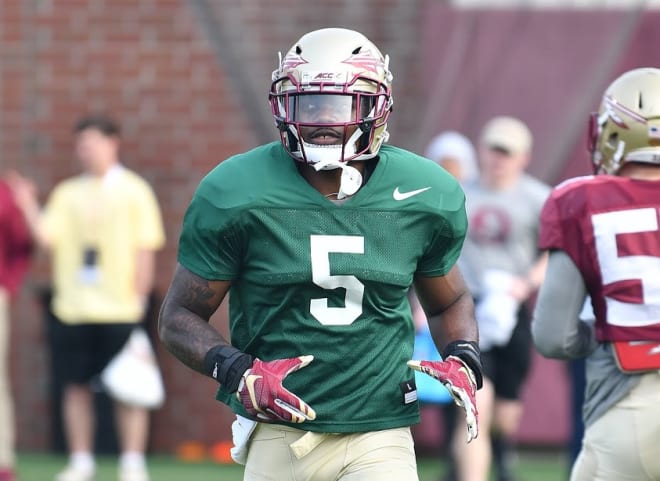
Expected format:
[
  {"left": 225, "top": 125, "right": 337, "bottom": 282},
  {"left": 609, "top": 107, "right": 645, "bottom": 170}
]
[
  {"left": 311, "top": 158, "right": 362, "bottom": 200},
  {"left": 304, "top": 128, "right": 365, "bottom": 199}
]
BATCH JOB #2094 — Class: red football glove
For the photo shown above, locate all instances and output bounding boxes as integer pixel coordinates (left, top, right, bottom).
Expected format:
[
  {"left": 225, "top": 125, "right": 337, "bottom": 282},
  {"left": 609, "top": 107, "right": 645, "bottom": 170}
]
[
  {"left": 408, "top": 356, "right": 479, "bottom": 443},
  {"left": 237, "top": 355, "right": 316, "bottom": 423}
]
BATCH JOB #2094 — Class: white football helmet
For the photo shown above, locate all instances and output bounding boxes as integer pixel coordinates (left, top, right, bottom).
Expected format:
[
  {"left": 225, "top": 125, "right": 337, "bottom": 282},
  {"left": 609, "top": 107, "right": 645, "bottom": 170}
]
[
  {"left": 589, "top": 67, "right": 660, "bottom": 174},
  {"left": 270, "top": 28, "right": 393, "bottom": 167}
]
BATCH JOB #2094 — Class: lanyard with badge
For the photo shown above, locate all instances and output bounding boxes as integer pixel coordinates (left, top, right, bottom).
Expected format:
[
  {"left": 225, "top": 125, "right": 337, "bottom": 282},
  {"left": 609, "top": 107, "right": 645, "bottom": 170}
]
[{"left": 78, "top": 177, "right": 104, "bottom": 285}]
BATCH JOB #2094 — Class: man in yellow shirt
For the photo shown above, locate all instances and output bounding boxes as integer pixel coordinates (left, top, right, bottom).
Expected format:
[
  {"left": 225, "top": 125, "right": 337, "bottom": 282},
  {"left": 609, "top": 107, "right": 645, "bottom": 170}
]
[{"left": 11, "top": 115, "right": 165, "bottom": 481}]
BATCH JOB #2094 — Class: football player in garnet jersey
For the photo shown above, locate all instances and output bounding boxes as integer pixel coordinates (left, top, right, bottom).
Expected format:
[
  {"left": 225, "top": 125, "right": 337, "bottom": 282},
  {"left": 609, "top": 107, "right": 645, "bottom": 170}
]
[
  {"left": 158, "top": 28, "right": 483, "bottom": 481},
  {"left": 533, "top": 67, "right": 660, "bottom": 481}
]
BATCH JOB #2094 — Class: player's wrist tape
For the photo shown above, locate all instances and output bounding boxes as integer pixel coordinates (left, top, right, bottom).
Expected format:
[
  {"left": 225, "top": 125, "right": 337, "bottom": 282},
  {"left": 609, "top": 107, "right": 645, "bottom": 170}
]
[
  {"left": 442, "top": 340, "right": 483, "bottom": 389},
  {"left": 204, "top": 345, "right": 253, "bottom": 393}
]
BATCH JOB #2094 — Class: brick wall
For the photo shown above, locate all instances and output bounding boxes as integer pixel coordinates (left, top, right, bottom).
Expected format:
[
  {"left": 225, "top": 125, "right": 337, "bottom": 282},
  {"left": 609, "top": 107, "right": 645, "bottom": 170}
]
[{"left": 1, "top": 0, "right": 424, "bottom": 453}]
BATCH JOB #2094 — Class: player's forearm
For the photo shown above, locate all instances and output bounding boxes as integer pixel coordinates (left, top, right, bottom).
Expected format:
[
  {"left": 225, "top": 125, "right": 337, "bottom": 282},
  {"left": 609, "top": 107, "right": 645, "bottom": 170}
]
[
  {"left": 158, "top": 264, "right": 232, "bottom": 375},
  {"left": 426, "top": 293, "right": 483, "bottom": 389},
  {"left": 427, "top": 290, "right": 478, "bottom": 346},
  {"left": 532, "top": 250, "right": 597, "bottom": 359},
  {"left": 414, "top": 266, "right": 479, "bottom": 347},
  {"left": 158, "top": 300, "right": 230, "bottom": 374}
]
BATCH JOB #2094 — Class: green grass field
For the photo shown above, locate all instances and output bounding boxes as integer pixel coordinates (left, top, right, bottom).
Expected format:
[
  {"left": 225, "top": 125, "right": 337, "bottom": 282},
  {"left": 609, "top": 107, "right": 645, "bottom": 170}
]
[{"left": 17, "top": 450, "right": 568, "bottom": 481}]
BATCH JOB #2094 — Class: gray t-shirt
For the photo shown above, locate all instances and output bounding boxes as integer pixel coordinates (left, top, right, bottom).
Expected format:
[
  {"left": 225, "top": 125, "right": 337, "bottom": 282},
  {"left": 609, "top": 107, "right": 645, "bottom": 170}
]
[{"left": 460, "top": 174, "right": 550, "bottom": 296}]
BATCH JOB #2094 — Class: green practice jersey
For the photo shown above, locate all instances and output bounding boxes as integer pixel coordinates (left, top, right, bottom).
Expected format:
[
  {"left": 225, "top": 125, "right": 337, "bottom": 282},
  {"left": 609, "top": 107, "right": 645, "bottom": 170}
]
[{"left": 178, "top": 142, "right": 467, "bottom": 433}]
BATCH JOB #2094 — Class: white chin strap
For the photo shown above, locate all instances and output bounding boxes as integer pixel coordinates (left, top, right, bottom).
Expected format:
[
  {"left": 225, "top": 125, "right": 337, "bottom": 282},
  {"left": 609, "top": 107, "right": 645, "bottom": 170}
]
[
  {"left": 302, "top": 128, "right": 365, "bottom": 199},
  {"left": 312, "top": 159, "right": 362, "bottom": 200}
]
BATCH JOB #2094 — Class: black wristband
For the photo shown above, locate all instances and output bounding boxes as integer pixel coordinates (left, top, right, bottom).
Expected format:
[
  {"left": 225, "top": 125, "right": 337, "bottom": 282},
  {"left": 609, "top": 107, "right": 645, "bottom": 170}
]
[
  {"left": 442, "top": 340, "right": 483, "bottom": 389},
  {"left": 203, "top": 345, "right": 253, "bottom": 393}
]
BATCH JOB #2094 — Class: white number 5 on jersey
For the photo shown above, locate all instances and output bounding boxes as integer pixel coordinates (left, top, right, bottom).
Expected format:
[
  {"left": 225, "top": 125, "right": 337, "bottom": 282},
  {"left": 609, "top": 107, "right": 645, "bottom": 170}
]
[
  {"left": 592, "top": 207, "right": 660, "bottom": 326},
  {"left": 310, "top": 235, "right": 364, "bottom": 326}
]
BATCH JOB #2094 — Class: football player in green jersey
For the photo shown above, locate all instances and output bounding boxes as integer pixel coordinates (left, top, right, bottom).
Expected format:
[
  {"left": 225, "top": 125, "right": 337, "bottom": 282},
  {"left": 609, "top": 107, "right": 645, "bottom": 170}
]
[{"left": 159, "top": 27, "right": 483, "bottom": 481}]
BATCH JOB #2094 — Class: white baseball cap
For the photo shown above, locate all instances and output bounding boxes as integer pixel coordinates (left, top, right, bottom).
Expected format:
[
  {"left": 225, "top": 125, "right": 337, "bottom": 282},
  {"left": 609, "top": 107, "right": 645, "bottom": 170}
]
[
  {"left": 424, "top": 131, "right": 478, "bottom": 183},
  {"left": 480, "top": 116, "right": 532, "bottom": 155}
]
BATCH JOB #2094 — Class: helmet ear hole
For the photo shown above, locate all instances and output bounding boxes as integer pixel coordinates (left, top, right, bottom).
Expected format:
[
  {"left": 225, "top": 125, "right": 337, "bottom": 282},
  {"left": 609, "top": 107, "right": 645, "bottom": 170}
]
[{"left": 359, "top": 119, "right": 373, "bottom": 133}]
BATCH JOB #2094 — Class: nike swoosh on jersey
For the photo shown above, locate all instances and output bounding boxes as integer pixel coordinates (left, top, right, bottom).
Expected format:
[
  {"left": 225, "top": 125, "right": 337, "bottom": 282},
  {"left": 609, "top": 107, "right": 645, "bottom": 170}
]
[{"left": 393, "top": 186, "right": 432, "bottom": 200}]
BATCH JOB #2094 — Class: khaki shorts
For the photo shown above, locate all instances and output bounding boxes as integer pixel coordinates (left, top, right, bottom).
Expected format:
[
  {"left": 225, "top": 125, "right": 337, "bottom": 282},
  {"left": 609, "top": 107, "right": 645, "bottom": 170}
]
[
  {"left": 244, "top": 424, "right": 419, "bottom": 481},
  {"left": 571, "top": 372, "right": 660, "bottom": 481}
]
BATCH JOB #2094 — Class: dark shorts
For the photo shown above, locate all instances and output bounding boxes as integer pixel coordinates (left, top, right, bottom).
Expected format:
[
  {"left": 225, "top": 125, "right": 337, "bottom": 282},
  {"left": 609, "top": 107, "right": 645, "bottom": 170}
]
[
  {"left": 50, "top": 311, "right": 137, "bottom": 386},
  {"left": 480, "top": 304, "right": 533, "bottom": 401}
]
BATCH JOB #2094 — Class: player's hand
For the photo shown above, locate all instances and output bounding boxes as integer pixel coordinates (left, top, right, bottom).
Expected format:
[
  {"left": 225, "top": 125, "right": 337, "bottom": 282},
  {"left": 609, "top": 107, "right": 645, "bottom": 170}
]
[
  {"left": 408, "top": 356, "right": 478, "bottom": 443},
  {"left": 237, "top": 355, "right": 316, "bottom": 423}
]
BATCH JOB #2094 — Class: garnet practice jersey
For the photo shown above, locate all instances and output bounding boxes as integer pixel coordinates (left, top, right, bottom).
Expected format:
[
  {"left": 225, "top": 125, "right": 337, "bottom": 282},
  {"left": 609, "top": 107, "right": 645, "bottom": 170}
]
[
  {"left": 539, "top": 175, "right": 660, "bottom": 343},
  {"left": 178, "top": 142, "right": 467, "bottom": 433}
]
